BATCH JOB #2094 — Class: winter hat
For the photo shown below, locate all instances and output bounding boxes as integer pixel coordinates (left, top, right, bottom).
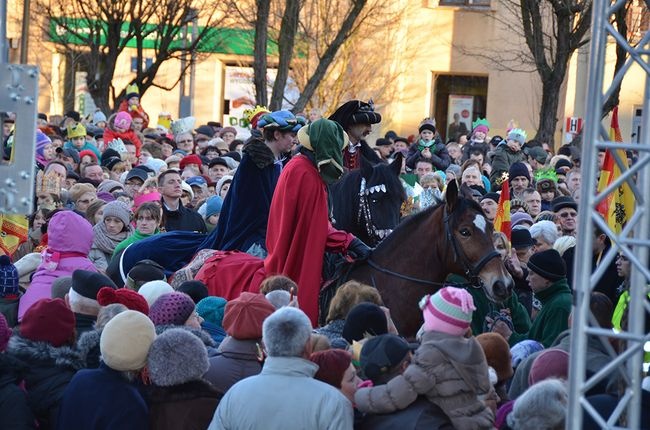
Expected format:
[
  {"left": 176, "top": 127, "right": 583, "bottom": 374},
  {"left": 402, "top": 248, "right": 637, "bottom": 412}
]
[
  {"left": 102, "top": 200, "right": 131, "bottom": 228},
  {"left": 445, "top": 164, "right": 461, "bottom": 178},
  {"left": 507, "top": 128, "right": 528, "bottom": 145},
  {"left": 72, "top": 269, "right": 117, "bottom": 300},
  {"left": 138, "top": 280, "right": 174, "bottom": 306},
  {"left": 0, "top": 314, "right": 11, "bottom": 352},
  {"left": 420, "top": 286, "right": 475, "bottom": 336},
  {"left": 265, "top": 290, "right": 291, "bottom": 309},
  {"left": 126, "top": 168, "right": 148, "bottom": 183},
  {"left": 145, "top": 158, "right": 167, "bottom": 173},
  {"left": 528, "top": 348, "right": 570, "bottom": 385},
  {"left": 103, "top": 148, "right": 122, "bottom": 163},
  {"left": 511, "top": 212, "right": 534, "bottom": 228},
  {"left": 69, "top": 183, "right": 97, "bottom": 203},
  {"left": 133, "top": 191, "right": 162, "bottom": 209},
  {"left": 205, "top": 195, "right": 223, "bottom": 219},
  {"left": 554, "top": 158, "right": 573, "bottom": 171},
  {"left": 100, "top": 310, "right": 155, "bottom": 371},
  {"left": 310, "top": 349, "right": 352, "bottom": 388},
  {"left": 342, "top": 302, "right": 388, "bottom": 343},
  {"left": 147, "top": 328, "right": 209, "bottom": 386},
  {"left": 114, "top": 112, "right": 132, "bottom": 130},
  {"left": 528, "top": 146, "right": 548, "bottom": 164},
  {"left": 78, "top": 149, "right": 98, "bottom": 162},
  {"left": 511, "top": 228, "right": 535, "bottom": 250},
  {"left": 179, "top": 154, "right": 203, "bottom": 171},
  {"left": 481, "top": 192, "right": 500, "bottom": 204},
  {"left": 418, "top": 118, "right": 436, "bottom": 134},
  {"left": 126, "top": 260, "right": 166, "bottom": 291},
  {"left": 476, "top": 333, "right": 514, "bottom": 382},
  {"left": 177, "top": 280, "right": 209, "bottom": 304},
  {"left": 552, "top": 196, "right": 578, "bottom": 212},
  {"left": 102, "top": 156, "right": 122, "bottom": 171},
  {"left": 51, "top": 276, "right": 73, "bottom": 299},
  {"left": 528, "top": 249, "right": 567, "bottom": 281},
  {"left": 35, "top": 130, "right": 51, "bottom": 161},
  {"left": 20, "top": 298, "right": 76, "bottom": 347},
  {"left": 510, "top": 340, "right": 545, "bottom": 368},
  {"left": 97, "top": 287, "right": 149, "bottom": 314},
  {"left": 196, "top": 296, "right": 227, "bottom": 326},
  {"left": 148, "top": 292, "right": 196, "bottom": 326},
  {"left": 508, "top": 162, "right": 530, "bottom": 182},
  {"left": 195, "top": 125, "right": 215, "bottom": 138},
  {"left": 0, "top": 255, "right": 19, "bottom": 297},
  {"left": 360, "top": 334, "right": 413, "bottom": 382},
  {"left": 97, "top": 180, "right": 124, "bottom": 195},
  {"left": 222, "top": 292, "right": 275, "bottom": 340},
  {"left": 93, "top": 110, "right": 107, "bottom": 125},
  {"left": 97, "top": 192, "right": 116, "bottom": 203},
  {"left": 218, "top": 126, "right": 237, "bottom": 138}
]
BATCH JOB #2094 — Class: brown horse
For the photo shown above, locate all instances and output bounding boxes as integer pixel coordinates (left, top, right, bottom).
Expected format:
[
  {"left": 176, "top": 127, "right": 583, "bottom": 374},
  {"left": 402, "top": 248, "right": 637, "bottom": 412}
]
[{"left": 345, "top": 180, "right": 513, "bottom": 337}]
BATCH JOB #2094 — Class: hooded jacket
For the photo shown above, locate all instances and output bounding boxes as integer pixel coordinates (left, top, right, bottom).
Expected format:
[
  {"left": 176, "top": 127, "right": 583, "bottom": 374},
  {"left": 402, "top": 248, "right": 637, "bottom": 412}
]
[
  {"left": 18, "top": 211, "right": 97, "bottom": 321},
  {"left": 355, "top": 330, "right": 495, "bottom": 430},
  {"left": 6, "top": 335, "right": 85, "bottom": 430}
]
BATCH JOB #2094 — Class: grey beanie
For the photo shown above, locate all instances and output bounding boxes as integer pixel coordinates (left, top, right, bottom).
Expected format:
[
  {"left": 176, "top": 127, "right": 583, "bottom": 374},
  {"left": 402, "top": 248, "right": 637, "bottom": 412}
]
[
  {"left": 102, "top": 200, "right": 131, "bottom": 228},
  {"left": 147, "top": 328, "right": 209, "bottom": 387}
]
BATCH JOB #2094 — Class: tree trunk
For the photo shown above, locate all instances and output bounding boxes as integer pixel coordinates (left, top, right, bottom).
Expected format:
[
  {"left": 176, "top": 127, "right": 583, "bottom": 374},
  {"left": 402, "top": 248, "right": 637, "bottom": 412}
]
[
  {"left": 253, "top": 0, "right": 270, "bottom": 107},
  {"left": 535, "top": 74, "right": 564, "bottom": 145},
  {"left": 270, "top": 0, "right": 301, "bottom": 111},
  {"left": 602, "top": 5, "right": 628, "bottom": 118}
]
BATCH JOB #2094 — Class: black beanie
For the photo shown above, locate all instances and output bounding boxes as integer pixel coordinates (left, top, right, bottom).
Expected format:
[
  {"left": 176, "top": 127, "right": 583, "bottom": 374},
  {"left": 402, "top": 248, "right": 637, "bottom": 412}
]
[
  {"left": 126, "top": 259, "right": 166, "bottom": 290},
  {"left": 508, "top": 162, "right": 530, "bottom": 182},
  {"left": 72, "top": 270, "right": 117, "bottom": 300},
  {"left": 418, "top": 122, "right": 436, "bottom": 134},
  {"left": 342, "top": 302, "right": 388, "bottom": 343},
  {"left": 528, "top": 249, "right": 567, "bottom": 281},
  {"left": 177, "top": 280, "right": 209, "bottom": 304}
]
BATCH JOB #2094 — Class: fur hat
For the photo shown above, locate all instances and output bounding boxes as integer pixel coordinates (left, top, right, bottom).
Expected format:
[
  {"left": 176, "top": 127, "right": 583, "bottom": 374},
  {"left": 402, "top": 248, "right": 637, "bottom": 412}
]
[
  {"left": 100, "top": 310, "right": 155, "bottom": 371},
  {"left": 102, "top": 200, "right": 131, "bottom": 228},
  {"left": 72, "top": 270, "right": 117, "bottom": 300},
  {"left": 222, "top": 292, "right": 275, "bottom": 340},
  {"left": 420, "top": 287, "right": 475, "bottom": 336},
  {"left": 476, "top": 333, "right": 514, "bottom": 382},
  {"left": 148, "top": 292, "right": 196, "bottom": 326},
  {"left": 0, "top": 314, "right": 11, "bottom": 352},
  {"left": 138, "top": 281, "right": 174, "bottom": 307},
  {"left": 310, "top": 349, "right": 352, "bottom": 388},
  {"left": 114, "top": 112, "right": 132, "bottom": 130},
  {"left": 20, "top": 298, "right": 76, "bottom": 347},
  {"left": 528, "top": 249, "right": 567, "bottom": 281},
  {"left": 196, "top": 296, "right": 227, "bottom": 326},
  {"left": 97, "top": 287, "right": 149, "bottom": 314},
  {"left": 147, "top": 328, "right": 209, "bottom": 386},
  {"left": 0, "top": 255, "right": 19, "bottom": 297},
  {"left": 528, "top": 348, "right": 569, "bottom": 385},
  {"left": 342, "top": 302, "right": 388, "bottom": 343},
  {"left": 508, "top": 162, "right": 530, "bottom": 182},
  {"left": 360, "top": 334, "right": 412, "bottom": 382},
  {"left": 126, "top": 260, "right": 166, "bottom": 291},
  {"left": 177, "top": 280, "right": 208, "bottom": 304}
]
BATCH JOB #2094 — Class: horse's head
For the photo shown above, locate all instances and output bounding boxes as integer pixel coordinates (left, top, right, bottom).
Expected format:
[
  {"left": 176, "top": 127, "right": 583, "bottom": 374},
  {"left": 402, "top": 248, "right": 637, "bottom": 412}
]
[
  {"left": 358, "top": 153, "right": 406, "bottom": 245},
  {"left": 444, "top": 180, "right": 513, "bottom": 302}
]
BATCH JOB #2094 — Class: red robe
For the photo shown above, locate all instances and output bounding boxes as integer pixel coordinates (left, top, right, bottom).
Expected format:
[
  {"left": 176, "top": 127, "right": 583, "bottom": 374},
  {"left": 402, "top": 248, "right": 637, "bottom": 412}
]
[{"left": 264, "top": 155, "right": 354, "bottom": 326}]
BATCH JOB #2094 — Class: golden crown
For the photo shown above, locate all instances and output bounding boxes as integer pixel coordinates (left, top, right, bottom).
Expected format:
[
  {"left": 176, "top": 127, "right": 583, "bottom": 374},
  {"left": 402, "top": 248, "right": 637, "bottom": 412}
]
[{"left": 35, "top": 170, "right": 61, "bottom": 197}]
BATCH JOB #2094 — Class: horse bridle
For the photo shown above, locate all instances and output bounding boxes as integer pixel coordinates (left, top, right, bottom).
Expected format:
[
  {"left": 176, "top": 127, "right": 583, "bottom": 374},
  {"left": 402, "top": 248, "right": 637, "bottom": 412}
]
[
  {"left": 358, "top": 177, "right": 392, "bottom": 241},
  {"left": 365, "top": 209, "right": 500, "bottom": 287}
]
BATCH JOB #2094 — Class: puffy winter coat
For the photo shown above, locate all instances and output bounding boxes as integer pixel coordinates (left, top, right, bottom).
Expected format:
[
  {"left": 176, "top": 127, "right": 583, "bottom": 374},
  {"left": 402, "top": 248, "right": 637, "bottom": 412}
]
[
  {"left": 147, "top": 380, "right": 221, "bottom": 430},
  {"left": 18, "top": 211, "right": 97, "bottom": 321},
  {"left": 203, "top": 336, "right": 263, "bottom": 395}
]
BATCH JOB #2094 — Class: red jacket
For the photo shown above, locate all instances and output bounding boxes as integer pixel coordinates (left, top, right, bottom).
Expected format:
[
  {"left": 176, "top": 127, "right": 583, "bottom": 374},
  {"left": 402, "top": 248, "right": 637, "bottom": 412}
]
[{"left": 103, "top": 127, "right": 142, "bottom": 156}]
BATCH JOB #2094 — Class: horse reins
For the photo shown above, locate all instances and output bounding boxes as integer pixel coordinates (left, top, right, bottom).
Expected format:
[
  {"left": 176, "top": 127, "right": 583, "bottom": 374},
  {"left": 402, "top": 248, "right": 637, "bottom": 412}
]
[{"left": 365, "top": 210, "right": 500, "bottom": 288}]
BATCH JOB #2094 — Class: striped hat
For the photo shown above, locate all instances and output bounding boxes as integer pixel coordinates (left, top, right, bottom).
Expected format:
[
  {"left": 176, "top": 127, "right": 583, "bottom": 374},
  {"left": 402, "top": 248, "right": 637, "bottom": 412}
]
[{"left": 419, "top": 287, "right": 476, "bottom": 336}]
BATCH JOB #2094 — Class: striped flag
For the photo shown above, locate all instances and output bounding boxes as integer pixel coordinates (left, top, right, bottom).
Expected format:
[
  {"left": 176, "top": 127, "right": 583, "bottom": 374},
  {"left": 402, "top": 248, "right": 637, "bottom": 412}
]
[
  {"left": 596, "top": 106, "right": 634, "bottom": 233},
  {"left": 494, "top": 178, "right": 511, "bottom": 241}
]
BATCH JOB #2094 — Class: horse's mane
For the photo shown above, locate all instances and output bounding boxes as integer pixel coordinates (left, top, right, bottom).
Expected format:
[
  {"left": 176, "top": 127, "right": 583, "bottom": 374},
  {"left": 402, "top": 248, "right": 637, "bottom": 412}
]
[{"left": 375, "top": 195, "right": 485, "bottom": 252}]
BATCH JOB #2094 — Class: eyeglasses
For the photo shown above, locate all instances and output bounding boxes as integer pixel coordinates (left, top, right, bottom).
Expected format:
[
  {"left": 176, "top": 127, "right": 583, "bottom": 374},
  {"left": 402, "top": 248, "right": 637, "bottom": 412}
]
[
  {"left": 559, "top": 211, "right": 577, "bottom": 218},
  {"left": 617, "top": 254, "right": 629, "bottom": 261}
]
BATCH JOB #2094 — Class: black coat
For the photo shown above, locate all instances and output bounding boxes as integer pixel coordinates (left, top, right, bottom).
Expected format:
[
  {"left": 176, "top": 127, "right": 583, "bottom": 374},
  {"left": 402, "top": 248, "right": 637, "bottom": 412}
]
[
  {"left": 147, "top": 380, "right": 221, "bottom": 430},
  {"left": 0, "top": 354, "right": 35, "bottom": 429},
  {"left": 405, "top": 140, "right": 451, "bottom": 171},
  {"left": 357, "top": 396, "right": 453, "bottom": 430},
  {"left": 162, "top": 202, "right": 207, "bottom": 233},
  {"left": 6, "top": 336, "right": 84, "bottom": 430}
]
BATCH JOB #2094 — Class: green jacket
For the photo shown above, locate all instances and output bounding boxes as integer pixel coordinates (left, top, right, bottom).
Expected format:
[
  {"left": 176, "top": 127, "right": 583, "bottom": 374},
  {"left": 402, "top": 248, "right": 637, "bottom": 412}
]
[
  {"left": 446, "top": 274, "right": 532, "bottom": 340},
  {"left": 113, "top": 229, "right": 159, "bottom": 257},
  {"left": 510, "top": 278, "right": 573, "bottom": 348},
  {"left": 489, "top": 144, "right": 526, "bottom": 189}
]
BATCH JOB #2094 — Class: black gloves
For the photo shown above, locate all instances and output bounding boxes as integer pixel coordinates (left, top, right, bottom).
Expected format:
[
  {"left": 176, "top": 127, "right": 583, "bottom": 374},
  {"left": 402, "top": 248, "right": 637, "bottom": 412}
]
[{"left": 348, "top": 237, "right": 372, "bottom": 260}]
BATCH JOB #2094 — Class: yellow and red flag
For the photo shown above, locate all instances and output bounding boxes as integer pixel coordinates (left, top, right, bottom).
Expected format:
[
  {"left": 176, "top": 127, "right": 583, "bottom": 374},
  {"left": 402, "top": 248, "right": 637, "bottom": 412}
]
[
  {"left": 494, "top": 177, "right": 511, "bottom": 241},
  {"left": 596, "top": 106, "right": 634, "bottom": 233}
]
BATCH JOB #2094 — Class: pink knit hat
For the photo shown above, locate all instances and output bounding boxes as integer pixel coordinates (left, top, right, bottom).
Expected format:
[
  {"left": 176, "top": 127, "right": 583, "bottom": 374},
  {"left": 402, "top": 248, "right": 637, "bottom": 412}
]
[
  {"left": 115, "top": 112, "right": 132, "bottom": 130},
  {"left": 419, "top": 287, "right": 476, "bottom": 336},
  {"left": 528, "top": 348, "right": 569, "bottom": 385},
  {"left": 134, "top": 191, "right": 162, "bottom": 209},
  {"left": 148, "top": 292, "right": 195, "bottom": 326}
]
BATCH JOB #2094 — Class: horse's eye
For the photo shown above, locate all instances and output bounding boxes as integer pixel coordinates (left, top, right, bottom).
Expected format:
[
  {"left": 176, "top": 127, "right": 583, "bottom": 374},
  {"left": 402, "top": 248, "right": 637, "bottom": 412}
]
[{"left": 459, "top": 228, "right": 471, "bottom": 237}]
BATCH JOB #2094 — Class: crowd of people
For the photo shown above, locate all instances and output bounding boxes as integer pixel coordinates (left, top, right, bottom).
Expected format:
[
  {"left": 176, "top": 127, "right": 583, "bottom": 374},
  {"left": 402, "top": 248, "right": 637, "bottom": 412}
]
[{"left": 0, "top": 91, "right": 643, "bottom": 429}]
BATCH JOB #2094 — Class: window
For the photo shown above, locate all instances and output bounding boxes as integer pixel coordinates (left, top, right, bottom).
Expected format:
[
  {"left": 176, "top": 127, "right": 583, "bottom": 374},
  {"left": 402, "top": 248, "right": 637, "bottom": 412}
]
[
  {"left": 130, "top": 57, "right": 154, "bottom": 73},
  {"left": 431, "top": 74, "right": 488, "bottom": 142}
]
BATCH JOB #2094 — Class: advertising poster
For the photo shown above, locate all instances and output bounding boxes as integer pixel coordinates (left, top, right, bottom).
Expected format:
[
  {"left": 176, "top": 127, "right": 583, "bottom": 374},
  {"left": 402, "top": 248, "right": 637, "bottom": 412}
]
[{"left": 447, "top": 95, "right": 473, "bottom": 140}]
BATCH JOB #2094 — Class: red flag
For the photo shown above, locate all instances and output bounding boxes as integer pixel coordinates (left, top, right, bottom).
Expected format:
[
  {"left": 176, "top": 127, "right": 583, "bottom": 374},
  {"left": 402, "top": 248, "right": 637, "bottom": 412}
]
[{"left": 494, "top": 179, "right": 511, "bottom": 241}]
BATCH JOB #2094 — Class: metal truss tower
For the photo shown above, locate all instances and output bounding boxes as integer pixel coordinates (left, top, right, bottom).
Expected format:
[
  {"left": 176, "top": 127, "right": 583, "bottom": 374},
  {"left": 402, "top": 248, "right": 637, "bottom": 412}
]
[{"left": 567, "top": 0, "right": 650, "bottom": 427}]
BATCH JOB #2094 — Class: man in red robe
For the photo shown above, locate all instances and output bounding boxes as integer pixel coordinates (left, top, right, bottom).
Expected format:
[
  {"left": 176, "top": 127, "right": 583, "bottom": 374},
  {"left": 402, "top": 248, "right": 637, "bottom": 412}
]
[{"left": 264, "top": 119, "right": 371, "bottom": 326}]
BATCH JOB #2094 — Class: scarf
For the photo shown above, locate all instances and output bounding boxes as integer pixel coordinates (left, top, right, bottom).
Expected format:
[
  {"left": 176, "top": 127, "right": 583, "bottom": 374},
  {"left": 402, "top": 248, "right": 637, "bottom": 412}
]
[
  {"left": 301, "top": 119, "right": 345, "bottom": 185},
  {"left": 93, "top": 222, "right": 132, "bottom": 255},
  {"left": 416, "top": 138, "right": 435, "bottom": 152}
]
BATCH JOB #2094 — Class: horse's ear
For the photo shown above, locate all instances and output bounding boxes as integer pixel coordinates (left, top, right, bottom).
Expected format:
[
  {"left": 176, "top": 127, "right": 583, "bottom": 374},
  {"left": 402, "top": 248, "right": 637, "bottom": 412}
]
[
  {"left": 360, "top": 155, "right": 374, "bottom": 178},
  {"left": 389, "top": 152, "right": 403, "bottom": 176},
  {"left": 445, "top": 178, "right": 459, "bottom": 213}
]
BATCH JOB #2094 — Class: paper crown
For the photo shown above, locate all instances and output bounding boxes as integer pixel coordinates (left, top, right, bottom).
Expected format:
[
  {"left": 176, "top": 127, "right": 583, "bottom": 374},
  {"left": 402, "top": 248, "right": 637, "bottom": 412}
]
[
  {"left": 35, "top": 170, "right": 61, "bottom": 197},
  {"left": 67, "top": 123, "right": 86, "bottom": 138},
  {"left": 534, "top": 167, "right": 559, "bottom": 184},
  {"left": 243, "top": 105, "right": 270, "bottom": 129},
  {"left": 157, "top": 112, "right": 172, "bottom": 131},
  {"left": 126, "top": 84, "right": 140, "bottom": 97},
  {"left": 171, "top": 116, "right": 196, "bottom": 137},
  {"left": 472, "top": 118, "right": 490, "bottom": 130}
]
